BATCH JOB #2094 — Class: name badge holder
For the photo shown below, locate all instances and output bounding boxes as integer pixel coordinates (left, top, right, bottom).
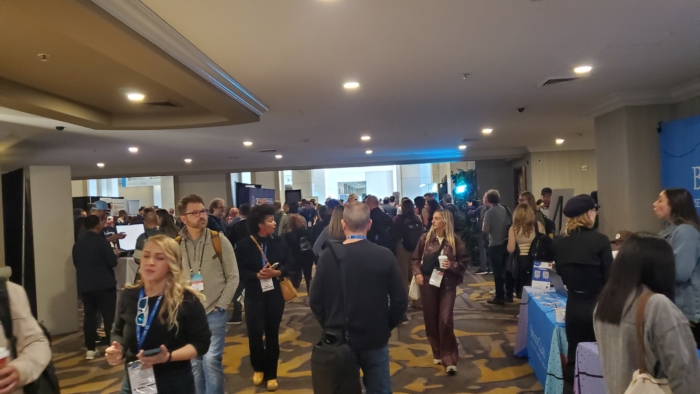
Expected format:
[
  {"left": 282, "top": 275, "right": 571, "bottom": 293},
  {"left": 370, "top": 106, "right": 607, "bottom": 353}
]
[
  {"left": 429, "top": 269, "right": 444, "bottom": 288},
  {"left": 260, "top": 278, "right": 274, "bottom": 292},
  {"left": 127, "top": 361, "right": 157, "bottom": 393},
  {"left": 191, "top": 270, "right": 204, "bottom": 292},
  {"left": 250, "top": 236, "right": 276, "bottom": 292}
]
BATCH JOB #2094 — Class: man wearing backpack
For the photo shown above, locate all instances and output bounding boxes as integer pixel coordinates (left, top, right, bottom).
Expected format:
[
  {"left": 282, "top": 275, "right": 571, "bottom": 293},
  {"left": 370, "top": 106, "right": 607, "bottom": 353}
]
[
  {"left": 482, "top": 190, "right": 513, "bottom": 305},
  {"left": 177, "top": 194, "right": 239, "bottom": 394},
  {"left": 366, "top": 196, "right": 396, "bottom": 253}
]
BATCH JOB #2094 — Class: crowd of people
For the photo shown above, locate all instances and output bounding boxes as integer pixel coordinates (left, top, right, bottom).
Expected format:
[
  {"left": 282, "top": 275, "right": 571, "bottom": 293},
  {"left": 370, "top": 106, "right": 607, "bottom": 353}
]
[{"left": 9, "top": 183, "right": 692, "bottom": 394}]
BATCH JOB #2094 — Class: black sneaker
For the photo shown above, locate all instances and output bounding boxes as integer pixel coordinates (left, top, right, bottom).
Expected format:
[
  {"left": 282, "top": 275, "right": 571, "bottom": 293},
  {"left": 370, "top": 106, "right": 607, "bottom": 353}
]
[
  {"left": 505, "top": 296, "right": 514, "bottom": 303},
  {"left": 228, "top": 316, "right": 242, "bottom": 325},
  {"left": 486, "top": 297, "right": 505, "bottom": 305}
]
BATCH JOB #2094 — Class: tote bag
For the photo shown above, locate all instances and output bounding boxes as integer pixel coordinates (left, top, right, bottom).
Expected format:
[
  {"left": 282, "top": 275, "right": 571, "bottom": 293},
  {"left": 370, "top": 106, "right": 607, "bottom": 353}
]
[{"left": 624, "top": 292, "right": 672, "bottom": 394}]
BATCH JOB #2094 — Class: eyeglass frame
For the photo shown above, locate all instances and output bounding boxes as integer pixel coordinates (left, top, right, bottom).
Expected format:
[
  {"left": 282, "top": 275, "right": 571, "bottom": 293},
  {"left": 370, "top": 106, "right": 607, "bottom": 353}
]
[{"left": 184, "top": 209, "right": 208, "bottom": 217}]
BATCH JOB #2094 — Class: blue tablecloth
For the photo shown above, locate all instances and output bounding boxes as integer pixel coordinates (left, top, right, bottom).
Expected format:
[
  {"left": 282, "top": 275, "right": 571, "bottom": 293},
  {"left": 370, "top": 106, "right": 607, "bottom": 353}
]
[{"left": 519, "top": 287, "right": 568, "bottom": 394}]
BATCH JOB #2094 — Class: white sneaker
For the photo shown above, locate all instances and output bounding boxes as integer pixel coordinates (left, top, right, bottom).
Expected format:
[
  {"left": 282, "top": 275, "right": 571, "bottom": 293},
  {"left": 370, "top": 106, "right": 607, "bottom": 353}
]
[
  {"left": 489, "top": 290, "right": 495, "bottom": 295},
  {"left": 446, "top": 365, "right": 457, "bottom": 375},
  {"left": 86, "top": 350, "right": 99, "bottom": 360},
  {"left": 433, "top": 359, "right": 442, "bottom": 365}
]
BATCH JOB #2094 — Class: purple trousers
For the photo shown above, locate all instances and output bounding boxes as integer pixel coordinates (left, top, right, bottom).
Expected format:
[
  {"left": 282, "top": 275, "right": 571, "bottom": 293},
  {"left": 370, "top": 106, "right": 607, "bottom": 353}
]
[{"left": 419, "top": 282, "right": 458, "bottom": 366}]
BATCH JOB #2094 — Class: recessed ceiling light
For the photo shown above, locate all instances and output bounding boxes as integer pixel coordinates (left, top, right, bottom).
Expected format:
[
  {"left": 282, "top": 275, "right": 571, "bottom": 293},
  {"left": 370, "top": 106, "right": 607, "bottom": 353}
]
[
  {"left": 365, "top": 150, "right": 373, "bottom": 154},
  {"left": 243, "top": 141, "right": 253, "bottom": 146},
  {"left": 556, "top": 139, "right": 565, "bottom": 145},
  {"left": 126, "top": 93, "right": 145, "bottom": 101},
  {"left": 184, "top": 158, "right": 192, "bottom": 163},
  {"left": 128, "top": 147, "right": 138, "bottom": 153},
  {"left": 97, "top": 163, "right": 105, "bottom": 168},
  {"left": 275, "top": 154, "right": 283, "bottom": 159},
  {"left": 574, "top": 65, "right": 592, "bottom": 74},
  {"left": 459, "top": 145, "right": 467, "bottom": 150},
  {"left": 482, "top": 128, "right": 493, "bottom": 135},
  {"left": 361, "top": 136, "right": 371, "bottom": 141},
  {"left": 344, "top": 82, "right": 360, "bottom": 89}
]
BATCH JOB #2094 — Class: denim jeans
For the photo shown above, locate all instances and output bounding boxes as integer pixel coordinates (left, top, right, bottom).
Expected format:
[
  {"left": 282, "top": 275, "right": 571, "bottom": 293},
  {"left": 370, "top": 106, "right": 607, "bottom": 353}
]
[
  {"left": 192, "top": 309, "right": 227, "bottom": 394},
  {"left": 354, "top": 345, "right": 391, "bottom": 394}
]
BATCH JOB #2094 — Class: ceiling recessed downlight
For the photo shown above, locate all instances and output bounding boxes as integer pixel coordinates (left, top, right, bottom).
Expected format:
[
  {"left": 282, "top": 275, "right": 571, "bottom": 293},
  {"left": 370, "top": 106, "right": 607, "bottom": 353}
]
[
  {"left": 556, "top": 139, "right": 565, "bottom": 145},
  {"left": 344, "top": 82, "right": 360, "bottom": 89},
  {"left": 459, "top": 145, "right": 467, "bottom": 150},
  {"left": 184, "top": 158, "right": 192, "bottom": 163},
  {"left": 97, "top": 163, "right": 105, "bottom": 168},
  {"left": 126, "top": 93, "right": 145, "bottom": 101},
  {"left": 365, "top": 150, "right": 373, "bottom": 154},
  {"left": 361, "top": 136, "right": 371, "bottom": 141},
  {"left": 275, "top": 154, "right": 283, "bottom": 159},
  {"left": 243, "top": 141, "right": 253, "bottom": 146},
  {"left": 128, "top": 147, "right": 138, "bottom": 153},
  {"left": 482, "top": 128, "right": 493, "bottom": 135},
  {"left": 574, "top": 65, "right": 592, "bottom": 74}
]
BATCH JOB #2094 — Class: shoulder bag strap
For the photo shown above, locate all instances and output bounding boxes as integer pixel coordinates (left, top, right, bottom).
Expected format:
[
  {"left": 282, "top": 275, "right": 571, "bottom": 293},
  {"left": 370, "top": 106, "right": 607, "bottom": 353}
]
[
  {"left": 249, "top": 235, "right": 270, "bottom": 266},
  {"left": 635, "top": 291, "right": 654, "bottom": 373},
  {"left": 327, "top": 242, "right": 349, "bottom": 333}
]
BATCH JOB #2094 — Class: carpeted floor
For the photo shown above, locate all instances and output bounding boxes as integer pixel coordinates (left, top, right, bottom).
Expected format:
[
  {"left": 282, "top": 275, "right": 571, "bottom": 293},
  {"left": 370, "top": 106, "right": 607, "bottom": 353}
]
[{"left": 52, "top": 271, "right": 542, "bottom": 393}]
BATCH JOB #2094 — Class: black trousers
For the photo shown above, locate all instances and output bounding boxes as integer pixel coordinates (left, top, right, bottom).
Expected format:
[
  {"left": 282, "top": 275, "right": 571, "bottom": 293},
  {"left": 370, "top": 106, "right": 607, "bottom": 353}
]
[
  {"left": 245, "top": 286, "right": 285, "bottom": 380},
  {"left": 82, "top": 288, "right": 116, "bottom": 350},
  {"left": 563, "top": 293, "right": 597, "bottom": 394},
  {"left": 514, "top": 255, "right": 534, "bottom": 299},
  {"left": 231, "top": 281, "right": 246, "bottom": 320},
  {"left": 488, "top": 244, "right": 513, "bottom": 300}
]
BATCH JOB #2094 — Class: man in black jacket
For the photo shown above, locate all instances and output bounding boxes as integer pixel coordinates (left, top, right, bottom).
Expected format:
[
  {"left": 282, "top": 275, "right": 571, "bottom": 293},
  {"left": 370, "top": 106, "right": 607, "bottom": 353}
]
[
  {"left": 366, "top": 196, "right": 396, "bottom": 253},
  {"left": 226, "top": 203, "right": 251, "bottom": 324},
  {"left": 72, "top": 215, "right": 118, "bottom": 359},
  {"left": 310, "top": 202, "right": 407, "bottom": 393}
]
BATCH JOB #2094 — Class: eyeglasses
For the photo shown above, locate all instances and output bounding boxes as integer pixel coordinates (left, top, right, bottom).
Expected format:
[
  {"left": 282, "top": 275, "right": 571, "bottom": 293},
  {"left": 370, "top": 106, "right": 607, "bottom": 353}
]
[
  {"left": 136, "top": 296, "right": 149, "bottom": 327},
  {"left": 185, "top": 209, "right": 208, "bottom": 217}
]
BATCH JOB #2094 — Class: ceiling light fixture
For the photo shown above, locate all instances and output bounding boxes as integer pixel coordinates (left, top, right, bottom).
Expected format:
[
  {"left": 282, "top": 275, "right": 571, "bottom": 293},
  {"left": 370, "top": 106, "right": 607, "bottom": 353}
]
[
  {"left": 126, "top": 93, "right": 145, "bottom": 101},
  {"left": 97, "top": 163, "right": 105, "bottom": 168},
  {"left": 361, "top": 136, "right": 371, "bottom": 141},
  {"left": 459, "top": 145, "right": 467, "bottom": 150},
  {"left": 574, "top": 65, "right": 592, "bottom": 74},
  {"left": 128, "top": 147, "right": 138, "bottom": 153},
  {"left": 275, "top": 154, "right": 283, "bottom": 159},
  {"left": 344, "top": 82, "right": 360, "bottom": 89},
  {"left": 365, "top": 150, "right": 373, "bottom": 154},
  {"left": 556, "top": 139, "right": 565, "bottom": 145},
  {"left": 243, "top": 141, "right": 253, "bottom": 146},
  {"left": 184, "top": 158, "right": 192, "bottom": 163},
  {"left": 37, "top": 54, "right": 49, "bottom": 62},
  {"left": 482, "top": 128, "right": 493, "bottom": 135}
]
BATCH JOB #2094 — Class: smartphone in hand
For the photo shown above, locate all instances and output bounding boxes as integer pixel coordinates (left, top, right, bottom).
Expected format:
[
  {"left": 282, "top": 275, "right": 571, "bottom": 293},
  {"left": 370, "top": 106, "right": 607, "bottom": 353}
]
[{"left": 141, "top": 348, "right": 162, "bottom": 357}]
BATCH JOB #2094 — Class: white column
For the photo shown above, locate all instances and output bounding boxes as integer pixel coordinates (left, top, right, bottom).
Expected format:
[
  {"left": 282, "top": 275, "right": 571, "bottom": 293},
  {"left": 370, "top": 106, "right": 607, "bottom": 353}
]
[
  {"left": 159, "top": 176, "right": 175, "bottom": 211},
  {"left": 292, "top": 170, "right": 313, "bottom": 199}
]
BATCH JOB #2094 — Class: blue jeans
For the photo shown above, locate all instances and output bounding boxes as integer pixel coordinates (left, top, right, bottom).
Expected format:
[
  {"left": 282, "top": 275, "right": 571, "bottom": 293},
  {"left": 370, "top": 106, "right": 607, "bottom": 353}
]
[
  {"left": 192, "top": 309, "right": 227, "bottom": 394},
  {"left": 354, "top": 345, "right": 391, "bottom": 394}
]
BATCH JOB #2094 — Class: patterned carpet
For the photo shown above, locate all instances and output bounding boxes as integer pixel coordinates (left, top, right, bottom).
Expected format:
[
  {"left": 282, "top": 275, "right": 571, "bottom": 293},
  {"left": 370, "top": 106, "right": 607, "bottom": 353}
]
[{"left": 52, "top": 271, "right": 543, "bottom": 393}]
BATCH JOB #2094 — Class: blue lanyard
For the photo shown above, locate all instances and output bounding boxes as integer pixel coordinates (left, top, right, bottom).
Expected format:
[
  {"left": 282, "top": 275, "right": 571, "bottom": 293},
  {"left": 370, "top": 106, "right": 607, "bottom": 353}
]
[
  {"left": 136, "top": 288, "right": 163, "bottom": 351},
  {"left": 348, "top": 235, "right": 367, "bottom": 240},
  {"left": 261, "top": 243, "right": 268, "bottom": 268}
]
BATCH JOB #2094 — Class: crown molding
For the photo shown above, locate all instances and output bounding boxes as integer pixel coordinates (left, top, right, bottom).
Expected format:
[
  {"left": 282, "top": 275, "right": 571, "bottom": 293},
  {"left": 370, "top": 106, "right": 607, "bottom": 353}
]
[
  {"left": 582, "top": 79, "right": 700, "bottom": 118},
  {"left": 91, "top": 0, "right": 268, "bottom": 116}
]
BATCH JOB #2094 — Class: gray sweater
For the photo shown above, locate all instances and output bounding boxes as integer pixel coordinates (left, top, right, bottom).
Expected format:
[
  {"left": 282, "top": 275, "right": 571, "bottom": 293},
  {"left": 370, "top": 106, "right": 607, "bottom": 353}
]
[
  {"left": 178, "top": 227, "right": 239, "bottom": 314},
  {"left": 594, "top": 291, "right": 700, "bottom": 394}
]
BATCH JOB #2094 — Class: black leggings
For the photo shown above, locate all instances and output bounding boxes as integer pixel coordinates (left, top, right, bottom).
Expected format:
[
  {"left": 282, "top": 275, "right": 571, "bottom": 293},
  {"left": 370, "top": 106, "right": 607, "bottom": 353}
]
[{"left": 563, "top": 293, "right": 597, "bottom": 393}]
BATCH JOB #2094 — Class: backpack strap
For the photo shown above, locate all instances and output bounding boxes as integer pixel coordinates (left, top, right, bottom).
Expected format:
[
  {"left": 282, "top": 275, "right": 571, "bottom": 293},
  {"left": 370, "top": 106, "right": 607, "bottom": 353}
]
[
  {"left": 0, "top": 279, "right": 17, "bottom": 359},
  {"left": 175, "top": 235, "right": 182, "bottom": 244},
  {"left": 326, "top": 241, "right": 349, "bottom": 334},
  {"left": 210, "top": 231, "right": 224, "bottom": 263},
  {"left": 635, "top": 291, "right": 654, "bottom": 373}
]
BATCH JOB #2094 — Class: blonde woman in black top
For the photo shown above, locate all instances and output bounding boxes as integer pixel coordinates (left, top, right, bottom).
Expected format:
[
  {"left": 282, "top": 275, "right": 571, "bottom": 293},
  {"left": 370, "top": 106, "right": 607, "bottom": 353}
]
[{"left": 105, "top": 235, "right": 211, "bottom": 394}]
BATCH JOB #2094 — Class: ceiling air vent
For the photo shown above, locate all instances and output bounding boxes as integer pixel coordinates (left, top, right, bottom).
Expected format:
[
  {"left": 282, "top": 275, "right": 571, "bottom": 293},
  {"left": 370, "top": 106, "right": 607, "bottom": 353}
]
[
  {"left": 257, "top": 149, "right": 277, "bottom": 153},
  {"left": 541, "top": 77, "right": 581, "bottom": 86},
  {"left": 143, "top": 100, "right": 181, "bottom": 107}
]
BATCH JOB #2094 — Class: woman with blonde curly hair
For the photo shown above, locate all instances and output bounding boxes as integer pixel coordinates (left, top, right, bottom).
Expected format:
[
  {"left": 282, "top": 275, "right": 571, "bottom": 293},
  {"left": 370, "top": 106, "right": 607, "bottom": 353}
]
[{"left": 106, "top": 235, "right": 211, "bottom": 394}]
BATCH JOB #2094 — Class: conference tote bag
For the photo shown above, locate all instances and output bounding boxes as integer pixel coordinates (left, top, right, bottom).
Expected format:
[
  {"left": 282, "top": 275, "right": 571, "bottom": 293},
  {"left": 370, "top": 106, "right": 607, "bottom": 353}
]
[{"left": 624, "top": 292, "right": 673, "bottom": 394}]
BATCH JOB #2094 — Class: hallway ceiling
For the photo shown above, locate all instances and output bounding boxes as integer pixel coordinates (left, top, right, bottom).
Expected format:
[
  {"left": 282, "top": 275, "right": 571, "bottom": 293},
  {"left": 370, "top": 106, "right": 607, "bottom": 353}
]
[{"left": 1, "top": 0, "right": 699, "bottom": 178}]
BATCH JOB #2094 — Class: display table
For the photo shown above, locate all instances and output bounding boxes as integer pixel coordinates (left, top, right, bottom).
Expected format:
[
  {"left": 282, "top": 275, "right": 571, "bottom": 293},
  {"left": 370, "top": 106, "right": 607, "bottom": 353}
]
[
  {"left": 115, "top": 257, "right": 138, "bottom": 289},
  {"left": 574, "top": 342, "right": 700, "bottom": 394},
  {"left": 514, "top": 287, "right": 568, "bottom": 394}
]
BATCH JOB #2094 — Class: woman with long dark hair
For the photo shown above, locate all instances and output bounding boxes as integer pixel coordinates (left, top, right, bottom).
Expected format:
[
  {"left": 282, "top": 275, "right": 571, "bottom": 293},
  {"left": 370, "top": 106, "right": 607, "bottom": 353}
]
[
  {"left": 653, "top": 188, "right": 700, "bottom": 346},
  {"left": 517, "top": 191, "right": 546, "bottom": 229},
  {"left": 156, "top": 209, "right": 180, "bottom": 238},
  {"left": 553, "top": 194, "right": 613, "bottom": 392},
  {"left": 283, "top": 214, "right": 314, "bottom": 291},
  {"left": 235, "top": 204, "right": 296, "bottom": 391},
  {"left": 393, "top": 199, "right": 425, "bottom": 294},
  {"left": 594, "top": 233, "right": 700, "bottom": 394},
  {"left": 425, "top": 199, "right": 441, "bottom": 231},
  {"left": 411, "top": 209, "right": 469, "bottom": 374},
  {"left": 414, "top": 196, "right": 426, "bottom": 226}
]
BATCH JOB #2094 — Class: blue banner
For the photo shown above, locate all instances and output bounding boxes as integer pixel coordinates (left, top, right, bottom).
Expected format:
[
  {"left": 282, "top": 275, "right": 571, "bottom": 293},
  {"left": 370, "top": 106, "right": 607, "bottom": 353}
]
[{"left": 660, "top": 115, "right": 700, "bottom": 213}]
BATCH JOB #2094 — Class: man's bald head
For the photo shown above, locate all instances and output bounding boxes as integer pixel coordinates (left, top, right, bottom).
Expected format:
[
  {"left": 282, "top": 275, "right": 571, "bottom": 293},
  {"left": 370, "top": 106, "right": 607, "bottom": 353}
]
[
  {"left": 342, "top": 202, "right": 371, "bottom": 233},
  {"left": 144, "top": 212, "right": 158, "bottom": 228},
  {"left": 364, "top": 195, "right": 379, "bottom": 209}
]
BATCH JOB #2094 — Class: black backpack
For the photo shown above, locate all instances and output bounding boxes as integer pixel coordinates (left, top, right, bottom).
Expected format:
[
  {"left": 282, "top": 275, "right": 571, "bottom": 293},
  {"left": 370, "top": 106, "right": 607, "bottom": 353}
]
[
  {"left": 529, "top": 224, "right": 556, "bottom": 262},
  {"left": 401, "top": 216, "right": 425, "bottom": 251},
  {"left": 446, "top": 205, "right": 467, "bottom": 232},
  {"left": 538, "top": 210, "right": 556, "bottom": 237},
  {"left": 0, "top": 279, "right": 60, "bottom": 394}
]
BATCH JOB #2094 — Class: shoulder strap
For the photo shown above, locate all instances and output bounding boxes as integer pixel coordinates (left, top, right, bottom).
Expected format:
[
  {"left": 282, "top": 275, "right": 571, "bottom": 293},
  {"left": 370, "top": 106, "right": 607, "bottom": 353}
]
[
  {"left": 327, "top": 241, "right": 349, "bottom": 332},
  {"left": 635, "top": 291, "right": 654, "bottom": 373},
  {"left": 210, "top": 231, "right": 223, "bottom": 263},
  {"left": 250, "top": 235, "right": 270, "bottom": 265},
  {"left": 0, "top": 279, "right": 17, "bottom": 358},
  {"left": 175, "top": 236, "right": 182, "bottom": 244}
]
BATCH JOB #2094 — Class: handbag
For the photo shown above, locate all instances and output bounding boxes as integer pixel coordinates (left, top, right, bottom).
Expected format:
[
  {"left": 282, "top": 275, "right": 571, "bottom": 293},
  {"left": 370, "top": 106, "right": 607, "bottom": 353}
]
[
  {"left": 624, "top": 291, "right": 673, "bottom": 394},
  {"left": 408, "top": 277, "right": 420, "bottom": 300},
  {"left": 311, "top": 241, "right": 362, "bottom": 394},
  {"left": 420, "top": 238, "right": 446, "bottom": 276},
  {"left": 249, "top": 235, "right": 298, "bottom": 302}
]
